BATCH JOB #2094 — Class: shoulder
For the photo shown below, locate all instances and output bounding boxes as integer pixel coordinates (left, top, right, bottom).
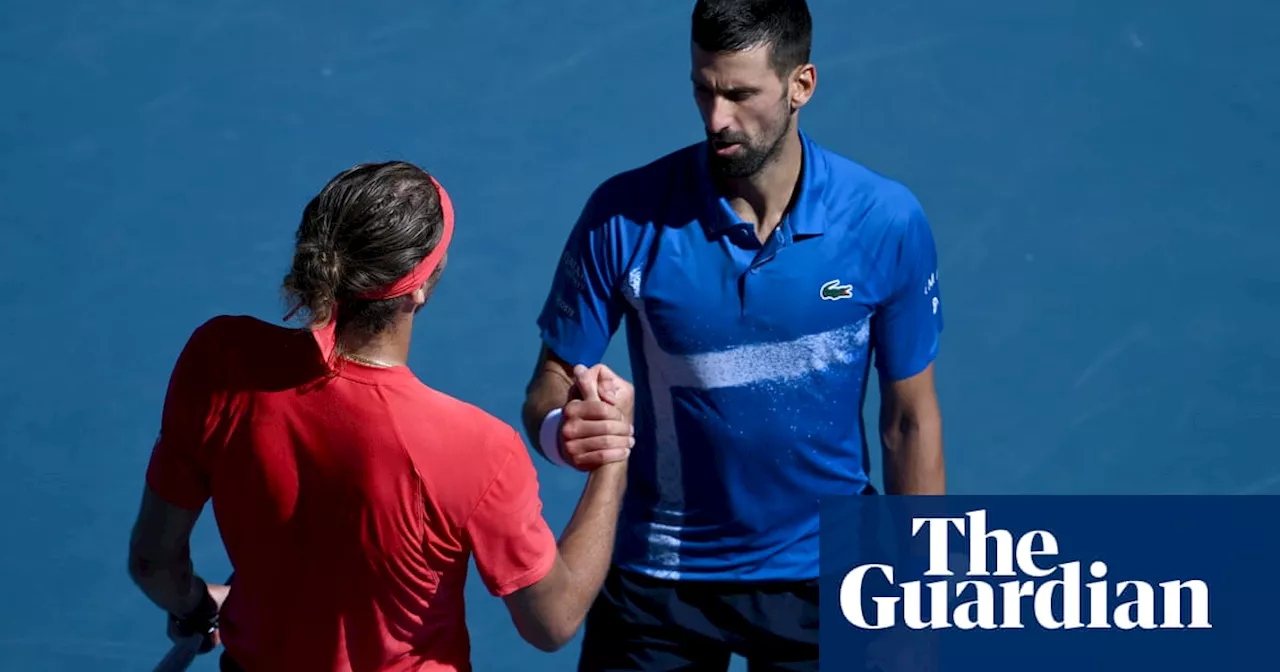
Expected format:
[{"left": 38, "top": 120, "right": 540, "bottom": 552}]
[
  {"left": 815, "top": 141, "right": 928, "bottom": 236},
  {"left": 170, "top": 315, "right": 333, "bottom": 399},
  {"left": 402, "top": 386, "right": 536, "bottom": 511},
  {"left": 172, "top": 314, "right": 266, "bottom": 366},
  {"left": 557, "top": 144, "right": 701, "bottom": 277},
  {"left": 578, "top": 142, "right": 704, "bottom": 227},
  {"left": 185, "top": 314, "right": 291, "bottom": 348},
  {"left": 408, "top": 385, "right": 528, "bottom": 462},
  {"left": 176, "top": 314, "right": 310, "bottom": 369},
  {"left": 807, "top": 137, "right": 937, "bottom": 288}
]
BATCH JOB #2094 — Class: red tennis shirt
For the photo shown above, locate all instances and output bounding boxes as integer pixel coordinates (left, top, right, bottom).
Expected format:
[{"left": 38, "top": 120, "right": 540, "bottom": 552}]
[{"left": 145, "top": 315, "right": 558, "bottom": 671}]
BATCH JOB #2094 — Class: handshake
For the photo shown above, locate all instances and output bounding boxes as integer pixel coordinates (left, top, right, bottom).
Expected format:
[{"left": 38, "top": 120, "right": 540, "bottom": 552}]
[{"left": 550, "top": 363, "right": 637, "bottom": 471}]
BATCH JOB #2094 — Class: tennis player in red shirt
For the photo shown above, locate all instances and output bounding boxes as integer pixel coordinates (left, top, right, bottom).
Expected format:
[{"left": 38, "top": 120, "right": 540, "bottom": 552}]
[{"left": 126, "top": 161, "right": 636, "bottom": 671}]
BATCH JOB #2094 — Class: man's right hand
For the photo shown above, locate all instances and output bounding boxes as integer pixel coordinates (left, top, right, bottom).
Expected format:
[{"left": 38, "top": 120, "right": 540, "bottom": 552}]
[{"left": 558, "top": 363, "right": 635, "bottom": 471}]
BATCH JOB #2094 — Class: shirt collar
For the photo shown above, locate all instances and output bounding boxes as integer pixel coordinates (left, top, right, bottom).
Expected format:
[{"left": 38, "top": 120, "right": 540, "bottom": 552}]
[{"left": 697, "top": 129, "right": 830, "bottom": 236}]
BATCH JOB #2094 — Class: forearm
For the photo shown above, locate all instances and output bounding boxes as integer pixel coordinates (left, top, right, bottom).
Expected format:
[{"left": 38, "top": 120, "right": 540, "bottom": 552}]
[
  {"left": 881, "top": 412, "right": 945, "bottom": 495},
  {"left": 522, "top": 371, "right": 574, "bottom": 457},
  {"left": 128, "top": 548, "right": 208, "bottom": 617},
  {"left": 508, "top": 462, "right": 627, "bottom": 651},
  {"left": 552, "top": 463, "right": 627, "bottom": 619}
]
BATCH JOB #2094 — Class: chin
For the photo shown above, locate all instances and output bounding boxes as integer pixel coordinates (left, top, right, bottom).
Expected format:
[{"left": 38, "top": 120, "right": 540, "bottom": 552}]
[
  {"left": 707, "top": 141, "right": 776, "bottom": 179},
  {"left": 710, "top": 156, "right": 767, "bottom": 179}
]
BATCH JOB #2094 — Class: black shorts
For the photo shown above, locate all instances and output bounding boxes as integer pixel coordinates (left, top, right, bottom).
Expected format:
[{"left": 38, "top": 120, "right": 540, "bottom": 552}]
[{"left": 577, "top": 566, "right": 819, "bottom": 672}]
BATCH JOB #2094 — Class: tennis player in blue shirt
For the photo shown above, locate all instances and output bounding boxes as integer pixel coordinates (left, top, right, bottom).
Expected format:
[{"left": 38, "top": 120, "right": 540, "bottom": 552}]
[{"left": 522, "top": 0, "right": 946, "bottom": 668}]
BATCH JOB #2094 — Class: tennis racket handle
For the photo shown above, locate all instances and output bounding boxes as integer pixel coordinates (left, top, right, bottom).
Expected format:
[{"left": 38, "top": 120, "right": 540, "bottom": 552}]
[{"left": 151, "top": 634, "right": 203, "bottom": 672}]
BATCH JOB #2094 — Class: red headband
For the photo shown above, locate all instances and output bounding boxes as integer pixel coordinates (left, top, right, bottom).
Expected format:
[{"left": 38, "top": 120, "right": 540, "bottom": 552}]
[{"left": 292, "top": 174, "right": 455, "bottom": 365}]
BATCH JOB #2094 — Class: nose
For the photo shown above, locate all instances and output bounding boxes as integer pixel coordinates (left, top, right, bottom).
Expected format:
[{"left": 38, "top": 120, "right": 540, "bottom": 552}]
[{"left": 703, "top": 96, "right": 736, "bottom": 136}]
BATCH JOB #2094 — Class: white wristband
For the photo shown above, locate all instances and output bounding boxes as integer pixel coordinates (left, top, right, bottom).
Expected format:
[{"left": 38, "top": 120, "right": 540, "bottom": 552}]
[{"left": 538, "top": 407, "right": 572, "bottom": 468}]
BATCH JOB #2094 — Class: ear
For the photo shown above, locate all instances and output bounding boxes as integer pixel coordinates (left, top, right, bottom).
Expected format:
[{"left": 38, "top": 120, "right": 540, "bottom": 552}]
[
  {"left": 410, "top": 254, "right": 448, "bottom": 309},
  {"left": 789, "top": 63, "right": 817, "bottom": 111},
  {"left": 409, "top": 286, "right": 428, "bottom": 308}
]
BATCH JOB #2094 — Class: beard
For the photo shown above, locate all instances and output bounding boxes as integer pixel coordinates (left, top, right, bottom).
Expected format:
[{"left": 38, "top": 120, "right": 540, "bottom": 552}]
[{"left": 705, "top": 107, "right": 792, "bottom": 179}]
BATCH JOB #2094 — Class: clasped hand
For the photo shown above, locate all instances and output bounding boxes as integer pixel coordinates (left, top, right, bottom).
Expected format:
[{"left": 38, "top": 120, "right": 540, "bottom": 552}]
[{"left": 558, "top": 363, "right": 635, "bottom": 470}]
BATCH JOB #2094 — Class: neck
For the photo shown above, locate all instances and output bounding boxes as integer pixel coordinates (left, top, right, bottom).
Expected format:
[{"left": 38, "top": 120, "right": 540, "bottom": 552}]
[
  {"left": 337, "top": 315, "right": 413, "bottom": 368},
  {"left": 720, "top": 128, "right": 804, "bottom": 242}
]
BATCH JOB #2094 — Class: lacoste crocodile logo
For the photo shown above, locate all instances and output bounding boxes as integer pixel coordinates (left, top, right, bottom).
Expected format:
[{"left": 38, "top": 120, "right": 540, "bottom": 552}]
[{"left": 820, "top": 279, "right": 853, "bottom": 301}]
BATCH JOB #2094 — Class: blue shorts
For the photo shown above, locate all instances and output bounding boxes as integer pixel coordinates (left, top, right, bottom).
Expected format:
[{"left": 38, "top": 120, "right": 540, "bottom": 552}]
[{"left": 577, "top": 566, "right": 819, "bottom": 671}]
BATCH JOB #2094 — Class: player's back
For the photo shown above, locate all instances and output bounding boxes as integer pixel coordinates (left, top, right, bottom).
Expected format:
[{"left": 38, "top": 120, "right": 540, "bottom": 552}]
[{"left": 169, "top": 315, "right": 530, "bottom": 671}]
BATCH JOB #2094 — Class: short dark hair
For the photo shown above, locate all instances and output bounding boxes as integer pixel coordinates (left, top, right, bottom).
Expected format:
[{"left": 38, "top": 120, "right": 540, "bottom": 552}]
[
  {"left": 282, "top": 161, "right": 445, "bottom": 338},
  {"left": 691, "top": 0, "right": 812, "bottom": 76}
]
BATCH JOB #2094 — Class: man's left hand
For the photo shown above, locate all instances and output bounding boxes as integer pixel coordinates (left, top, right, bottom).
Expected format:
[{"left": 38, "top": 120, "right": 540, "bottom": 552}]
[{"left": 167, "top": 582, "right": 230, "bottom": 653}]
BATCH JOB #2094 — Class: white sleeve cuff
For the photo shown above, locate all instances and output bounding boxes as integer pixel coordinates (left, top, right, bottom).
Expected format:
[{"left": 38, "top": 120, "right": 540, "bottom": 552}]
[{"left": 538, "top": 407, "right": 571, "bottom": 468}]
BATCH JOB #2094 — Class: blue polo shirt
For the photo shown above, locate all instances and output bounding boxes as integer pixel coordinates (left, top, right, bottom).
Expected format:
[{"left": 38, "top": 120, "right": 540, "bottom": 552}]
[{"left": 536, "top": 130, "right": 943, "bottom": 582}]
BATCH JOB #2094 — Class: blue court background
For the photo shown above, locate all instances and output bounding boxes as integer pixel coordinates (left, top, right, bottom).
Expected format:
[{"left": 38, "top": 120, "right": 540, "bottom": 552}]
[{"left": 1, "top": 0, "right": 1277, "bottom": 669}]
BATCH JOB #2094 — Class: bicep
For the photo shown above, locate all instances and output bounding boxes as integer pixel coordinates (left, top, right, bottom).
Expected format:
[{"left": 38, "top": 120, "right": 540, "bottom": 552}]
[
  {"left": 526, "top": 345, "right": 575, "bottom": 401},
  {"left": 500, "top": 553, "right": 584, "bottom": 652},
  {"left": 128, "top": 485, "right": 202, "bottom": 567},
  {"left": 464, "top": 436, "right": 558, "bottom": 598},
  {"left": 146, "top": 319, "right": 224, "bottom": 509},
  {"left": 500, "top": 552, "right": 569, "bottom": 620},
  {"left": 872, "top": 205, "right": 944, "bottom": 383},
  {"left": 536, "top": 193, "right": 628, "bottom": 368},
  {"left": 880, "top": 363, "right": 940, "bottom": 424}
]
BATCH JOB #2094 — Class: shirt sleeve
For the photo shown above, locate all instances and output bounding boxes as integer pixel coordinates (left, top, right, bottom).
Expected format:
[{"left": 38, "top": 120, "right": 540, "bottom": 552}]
[
  {"left": 144, "top": 319, "right": 223, "bottom": 510},
  {"left": 536, "top": 184, "right": 630, "bottom": 367},
  {"left": 872, "top": 200, "right": 944, "bottom": 382},
  {"left": 464, "top": 430, "right": 558, "bottom": 597}
]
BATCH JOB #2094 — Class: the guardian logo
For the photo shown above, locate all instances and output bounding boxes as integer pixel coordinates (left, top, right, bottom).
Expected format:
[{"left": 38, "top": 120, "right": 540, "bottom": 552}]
[{"left": 840, "top": 509, "right": 1211, "bottom": 631}]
